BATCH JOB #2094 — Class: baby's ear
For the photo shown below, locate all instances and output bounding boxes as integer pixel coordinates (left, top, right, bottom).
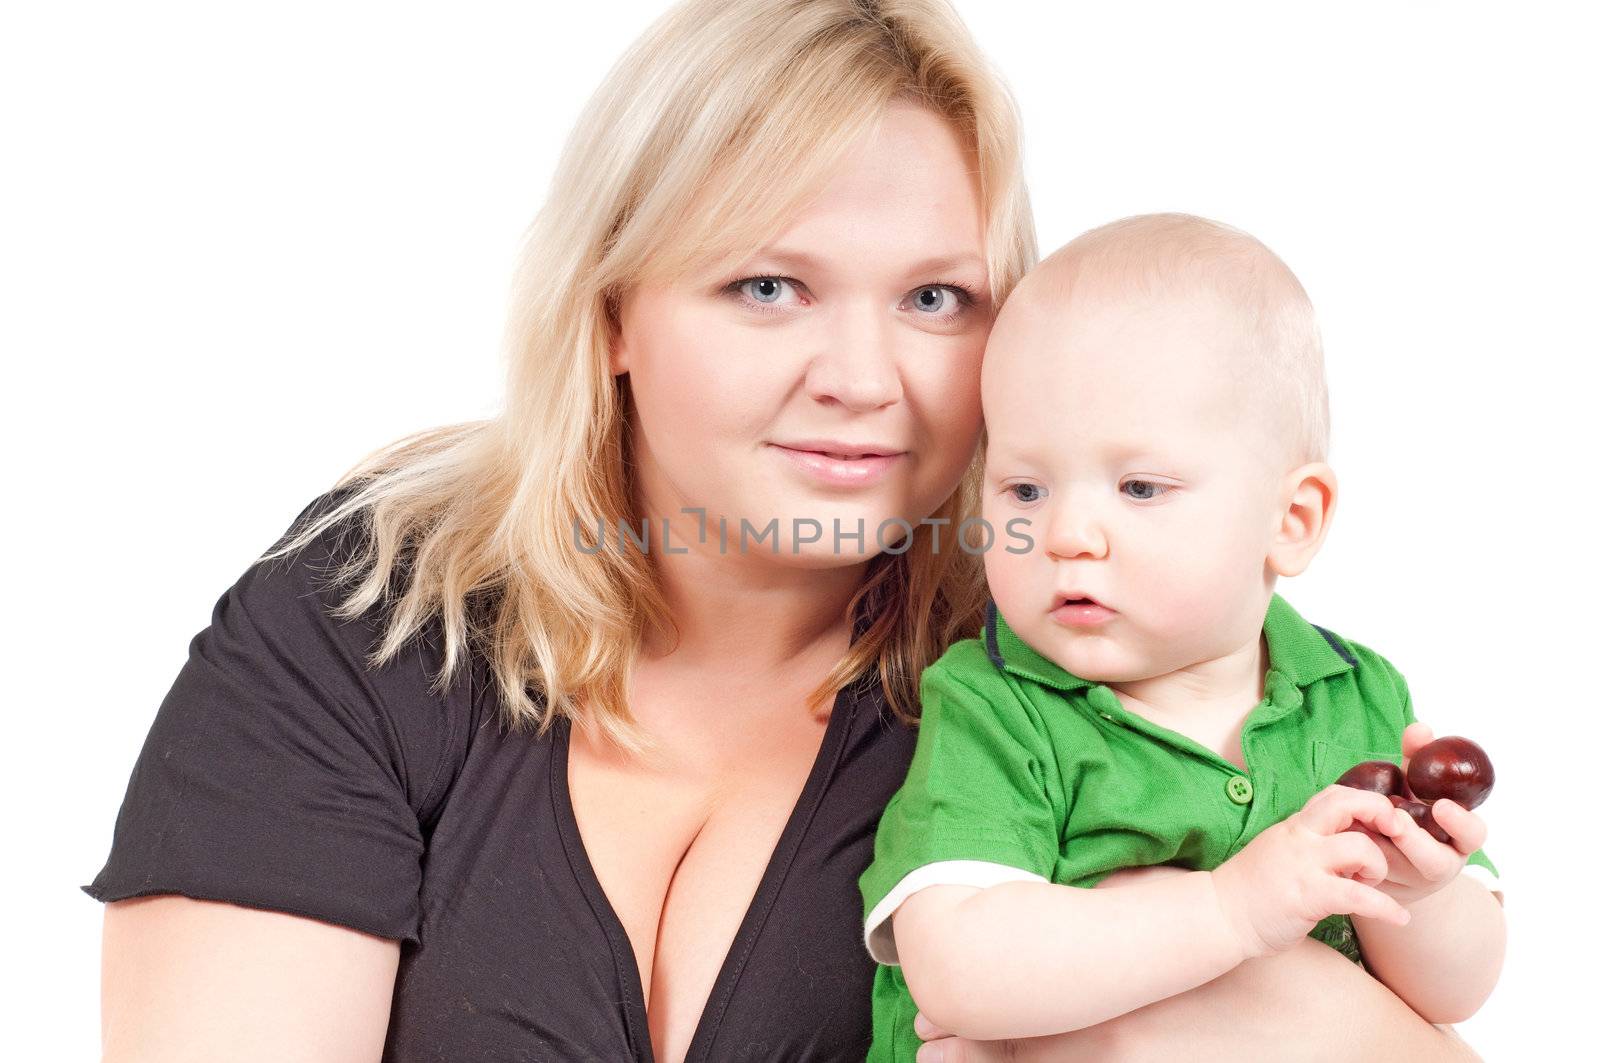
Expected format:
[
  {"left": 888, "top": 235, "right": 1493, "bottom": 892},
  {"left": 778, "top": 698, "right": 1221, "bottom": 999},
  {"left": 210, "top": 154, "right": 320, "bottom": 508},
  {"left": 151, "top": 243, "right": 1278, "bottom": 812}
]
[{"left": 1267, "top": 462, "right": 1338, "bottom": 577}]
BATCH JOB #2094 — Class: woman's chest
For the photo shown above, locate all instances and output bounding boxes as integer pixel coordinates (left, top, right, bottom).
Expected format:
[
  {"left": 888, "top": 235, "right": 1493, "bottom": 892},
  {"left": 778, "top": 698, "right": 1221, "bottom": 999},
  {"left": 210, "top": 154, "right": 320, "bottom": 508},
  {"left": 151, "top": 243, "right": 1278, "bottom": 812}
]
[
  {"left": 384, "top": 690, "right": 903, "bottom": 1062},
  {"left": 565, "top": 704, "right": 830, "bottom": 1062}
]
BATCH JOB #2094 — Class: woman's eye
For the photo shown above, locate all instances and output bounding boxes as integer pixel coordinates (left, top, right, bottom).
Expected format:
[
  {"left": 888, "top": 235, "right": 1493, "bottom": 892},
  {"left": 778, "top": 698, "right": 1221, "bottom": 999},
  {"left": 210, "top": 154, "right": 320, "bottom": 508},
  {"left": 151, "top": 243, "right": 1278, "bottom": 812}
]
[
  {"left": 1121, "top": 479, "right": 1170, "bottom": 501},
  {"left": 1007, "top": 483, "right": 1045, "bottom": 504},
  {"left": 734, "top": 276, "right": 800, "bottom": 307},
  {"left": 904, "top": 284, "right": 976, "bottom": 321}
]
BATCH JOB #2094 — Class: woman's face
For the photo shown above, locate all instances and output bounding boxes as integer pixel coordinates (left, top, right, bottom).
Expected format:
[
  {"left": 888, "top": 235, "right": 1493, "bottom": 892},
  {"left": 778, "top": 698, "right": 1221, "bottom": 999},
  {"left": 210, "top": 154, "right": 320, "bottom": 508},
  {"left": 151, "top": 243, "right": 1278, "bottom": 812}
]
[{"left": 611, "top": 101, "right": 991, "bottom": 568}]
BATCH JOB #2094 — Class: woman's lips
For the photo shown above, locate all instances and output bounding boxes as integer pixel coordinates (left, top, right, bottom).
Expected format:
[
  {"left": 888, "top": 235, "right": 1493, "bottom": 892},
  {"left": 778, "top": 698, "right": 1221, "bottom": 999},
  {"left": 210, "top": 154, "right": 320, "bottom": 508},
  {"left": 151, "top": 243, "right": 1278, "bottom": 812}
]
[
  {"left": 769, "top": 444, "right": 905, "bottom": 487},
  {"left": 1050, "top": 600, "right": 1116, "bottom": 626}
]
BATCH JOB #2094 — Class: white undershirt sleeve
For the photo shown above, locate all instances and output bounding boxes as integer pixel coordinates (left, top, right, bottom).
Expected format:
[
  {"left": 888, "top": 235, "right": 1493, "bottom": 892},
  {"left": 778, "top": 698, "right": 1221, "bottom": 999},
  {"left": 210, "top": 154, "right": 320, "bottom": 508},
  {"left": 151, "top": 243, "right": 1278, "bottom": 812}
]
[
  {"left": 863, "top": 859, "right": 1048, "bottom": 965},
  {"left": 1462, "top": 860, "right": 1504, "bottom": 899}
]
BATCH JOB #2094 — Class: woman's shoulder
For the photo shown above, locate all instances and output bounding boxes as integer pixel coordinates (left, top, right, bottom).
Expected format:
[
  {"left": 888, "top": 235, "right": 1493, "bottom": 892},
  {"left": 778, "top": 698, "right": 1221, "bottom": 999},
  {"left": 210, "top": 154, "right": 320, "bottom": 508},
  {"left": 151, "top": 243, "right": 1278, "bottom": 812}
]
[
  {"left": 261, "top": 485, "right": 490, "bottom": 808},
  {"left": 83, "top": 487, "right": 487, "bottom": 942}
]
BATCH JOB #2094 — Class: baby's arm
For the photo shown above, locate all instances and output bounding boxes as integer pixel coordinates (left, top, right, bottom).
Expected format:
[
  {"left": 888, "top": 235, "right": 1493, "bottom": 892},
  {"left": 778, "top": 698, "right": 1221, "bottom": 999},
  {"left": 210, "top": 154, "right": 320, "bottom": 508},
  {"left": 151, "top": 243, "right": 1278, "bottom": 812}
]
[
  {"left": 890, "top": 785, "right": 1414, "bottom": 1041},
  {"left": 893, "top": 871, "right": 1240, "bottom": 1040},
  {"left": 1355, "top": 871, "right": 1505, "bottom": 1023},
  {"left": 1350, "top": 724, "right": 1507, "bottom": 1021}
]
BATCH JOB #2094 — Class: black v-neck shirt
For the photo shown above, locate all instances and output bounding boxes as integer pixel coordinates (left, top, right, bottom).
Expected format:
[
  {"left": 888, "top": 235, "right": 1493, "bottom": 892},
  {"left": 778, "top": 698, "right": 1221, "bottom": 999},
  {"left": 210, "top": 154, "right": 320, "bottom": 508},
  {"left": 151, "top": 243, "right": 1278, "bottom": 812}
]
[{"left": 83, "top": 494, "right": 918, "bottom": 1061}]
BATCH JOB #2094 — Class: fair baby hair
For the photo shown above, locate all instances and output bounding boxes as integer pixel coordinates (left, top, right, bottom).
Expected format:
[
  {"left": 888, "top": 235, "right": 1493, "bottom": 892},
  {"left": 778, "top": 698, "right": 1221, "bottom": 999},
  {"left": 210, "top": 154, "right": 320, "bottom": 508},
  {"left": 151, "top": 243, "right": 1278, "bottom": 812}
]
[{"left": 1030, "top": 212, "right": 1329, "bottom": 469}]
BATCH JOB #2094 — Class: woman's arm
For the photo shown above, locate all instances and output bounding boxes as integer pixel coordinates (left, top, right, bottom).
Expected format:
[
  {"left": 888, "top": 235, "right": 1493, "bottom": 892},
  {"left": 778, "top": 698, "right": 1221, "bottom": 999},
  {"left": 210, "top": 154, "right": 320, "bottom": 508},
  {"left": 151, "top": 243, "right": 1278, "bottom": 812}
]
[
  {"left": 1054, "top": 934, "right": 1480, "bottom": 1062},
  {"left": 913, "top": 863, "right": 1481, "bottom": 1062},
  {"left": 915, "top": 935, "right": 1481, "bottom": 1063},
  {"left": 101, "top": 896, "right": 400, "bottom": 1063},
  {"left": 1043, "top": 862, "right": 1480, "bottom": 1062}
]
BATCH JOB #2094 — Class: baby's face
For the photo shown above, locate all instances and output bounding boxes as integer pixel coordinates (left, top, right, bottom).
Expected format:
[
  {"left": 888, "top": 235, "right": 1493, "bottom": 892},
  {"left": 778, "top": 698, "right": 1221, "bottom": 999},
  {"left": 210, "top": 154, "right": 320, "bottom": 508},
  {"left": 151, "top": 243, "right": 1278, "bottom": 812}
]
[{"left": 980, "top": 281, "right": 1290, "bottom": 683}]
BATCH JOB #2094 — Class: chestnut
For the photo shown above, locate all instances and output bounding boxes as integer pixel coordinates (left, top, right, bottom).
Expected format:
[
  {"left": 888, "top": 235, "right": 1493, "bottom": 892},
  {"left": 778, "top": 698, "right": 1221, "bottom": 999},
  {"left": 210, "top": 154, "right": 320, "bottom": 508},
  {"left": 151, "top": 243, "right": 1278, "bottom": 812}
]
[
  {"left": 1406, "top": 736, "right": 1495, "bottom": 810},
  {"left": 1336, "top": 759, "right": 1406, "bottom": 797},
  {"left": 1389, "top": 794, "right": 1453, "bottom": 844}
]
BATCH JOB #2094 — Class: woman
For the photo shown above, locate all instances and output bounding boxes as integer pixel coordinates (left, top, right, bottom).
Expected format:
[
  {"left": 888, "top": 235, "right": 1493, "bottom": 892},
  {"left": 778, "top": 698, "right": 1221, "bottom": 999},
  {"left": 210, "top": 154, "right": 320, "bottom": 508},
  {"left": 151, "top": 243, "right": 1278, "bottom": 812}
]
[{"left": 85, "top": 2, "right": 1481, "bottom": 1059}]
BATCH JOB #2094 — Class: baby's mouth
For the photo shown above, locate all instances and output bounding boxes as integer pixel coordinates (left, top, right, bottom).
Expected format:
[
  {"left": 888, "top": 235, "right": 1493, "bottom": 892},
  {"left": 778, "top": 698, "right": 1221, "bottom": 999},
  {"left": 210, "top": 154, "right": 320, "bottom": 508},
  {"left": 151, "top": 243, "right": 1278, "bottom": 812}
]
[
  {"left": 1049, "top": 594, "right": 1117, "bottom": 627},
  {"left": 1051, "top": 593, "right": 1105, "bottom": 610}
]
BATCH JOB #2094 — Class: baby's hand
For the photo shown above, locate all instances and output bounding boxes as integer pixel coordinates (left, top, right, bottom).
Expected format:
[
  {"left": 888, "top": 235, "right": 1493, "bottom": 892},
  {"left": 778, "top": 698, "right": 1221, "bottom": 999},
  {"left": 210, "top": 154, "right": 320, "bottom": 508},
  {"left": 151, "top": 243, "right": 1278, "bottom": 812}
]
[
  {"left": 1210, "top": 785, "right": 1412, "bottom": 959},
  {"left": 1361, "top": 722, "right": 1490, "bottom": 908},
  {"left": 1364, "top": 797, "right": 1485, "bottom": 907}
]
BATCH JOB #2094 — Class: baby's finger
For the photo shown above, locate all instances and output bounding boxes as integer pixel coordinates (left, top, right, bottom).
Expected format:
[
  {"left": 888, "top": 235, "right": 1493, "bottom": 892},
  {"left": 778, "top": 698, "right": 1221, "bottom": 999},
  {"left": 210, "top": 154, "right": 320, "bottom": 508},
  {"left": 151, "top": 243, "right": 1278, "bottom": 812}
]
[
  {"left": 913, "top": 1011, "right": 951, "bottom": 1042},
  {"left": 1401, "top": 721, "right": 1435, "bottom": 760},
  {"left": 1338, "top": 877, "right": 1412, "bottom": 927},
  {"left": 1361, "top": 833, "right": 1434, "bottom": 889},
  {"left": 1383, "top": 811, "right": 1460, "bottom": 882},
  {"left": 1429, "top": 799, "right": 1488, "bottom": 856},
  {"left": 916, "top": 1038, "right": 1006, "bottom": 1063},
  {"left": 1325, "top": 829, "right": 1389, "bottom": 885},
  {"left": 1303, "top": 786, "right": 1407, "bottom": 838}
]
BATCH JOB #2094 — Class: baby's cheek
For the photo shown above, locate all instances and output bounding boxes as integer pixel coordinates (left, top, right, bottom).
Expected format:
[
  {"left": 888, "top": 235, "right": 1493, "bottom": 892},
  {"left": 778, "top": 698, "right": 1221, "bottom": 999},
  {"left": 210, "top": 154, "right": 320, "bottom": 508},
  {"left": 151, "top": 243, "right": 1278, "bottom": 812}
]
[
  {"left": 981, "top": 537, "right": 1034, "bottom": 612},
  {"left": 1126, "top": 565, "right": 1230, "bottom": 654},
  {"left": 1117, "top": 536, "right": 1195, "bottom": 607}
]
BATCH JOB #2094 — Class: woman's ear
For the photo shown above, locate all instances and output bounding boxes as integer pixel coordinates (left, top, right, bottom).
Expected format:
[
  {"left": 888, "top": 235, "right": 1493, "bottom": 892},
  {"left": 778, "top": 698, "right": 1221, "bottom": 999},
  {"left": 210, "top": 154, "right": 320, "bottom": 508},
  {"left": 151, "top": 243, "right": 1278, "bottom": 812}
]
[
  {"left": 1267, "top": 461, "right": 1338, "bottom": 578},
  {"left": 608, "top": 332, "right": 629, "bottom": 376},
  {"left": 605, "top": 290, "right": 630, "bottom": 376}
]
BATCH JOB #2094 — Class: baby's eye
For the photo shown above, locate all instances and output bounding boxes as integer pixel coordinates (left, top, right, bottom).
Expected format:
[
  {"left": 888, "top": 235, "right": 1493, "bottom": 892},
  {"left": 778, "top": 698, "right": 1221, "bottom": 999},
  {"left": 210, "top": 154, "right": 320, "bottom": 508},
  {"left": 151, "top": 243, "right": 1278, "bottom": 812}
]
[
  {"left": 1121, "top": 479, "right": 1170, "bottom": 501},
  {"left": 1007, "top": 483, "right": 1046, "bottom": 504},
  {"left": 735, "top": 276, "right": 801, "bottom": 307}
]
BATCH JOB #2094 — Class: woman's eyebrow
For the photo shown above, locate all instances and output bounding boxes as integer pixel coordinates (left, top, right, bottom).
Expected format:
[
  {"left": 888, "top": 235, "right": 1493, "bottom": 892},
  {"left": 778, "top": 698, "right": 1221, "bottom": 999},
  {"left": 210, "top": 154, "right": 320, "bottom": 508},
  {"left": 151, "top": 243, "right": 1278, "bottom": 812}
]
[
  {"left": 746, "top": 249, "right": 826, "bottom": 273},
  {"left": 905, "top": 252, "right": 988, "bottom": 280},
  {"left": 754, "top": 248, "right": 987, "bottom": 280}
]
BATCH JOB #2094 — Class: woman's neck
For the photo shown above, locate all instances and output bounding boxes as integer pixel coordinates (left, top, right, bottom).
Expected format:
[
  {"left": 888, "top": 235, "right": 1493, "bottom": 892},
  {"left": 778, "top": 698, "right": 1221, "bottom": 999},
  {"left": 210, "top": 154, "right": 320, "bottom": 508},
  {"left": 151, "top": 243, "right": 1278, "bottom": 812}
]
[{"left": 641, "top": 535, "right": 865, "bottom": 672}]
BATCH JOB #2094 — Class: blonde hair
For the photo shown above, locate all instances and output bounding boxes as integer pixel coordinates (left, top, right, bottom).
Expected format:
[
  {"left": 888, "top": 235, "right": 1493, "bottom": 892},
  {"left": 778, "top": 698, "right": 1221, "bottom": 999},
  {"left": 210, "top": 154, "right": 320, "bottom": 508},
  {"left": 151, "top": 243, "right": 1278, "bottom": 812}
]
[
  {"left": 1033, "top": 212, "right": 1329, "bottom": 467},
  {"left": 260, "top": 0, "right": 1037, "bottom": 753}
]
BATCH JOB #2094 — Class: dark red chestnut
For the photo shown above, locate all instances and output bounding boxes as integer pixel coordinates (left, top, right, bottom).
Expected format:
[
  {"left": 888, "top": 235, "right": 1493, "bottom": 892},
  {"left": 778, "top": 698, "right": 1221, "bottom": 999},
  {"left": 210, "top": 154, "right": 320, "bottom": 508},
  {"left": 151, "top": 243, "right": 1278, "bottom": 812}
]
[
  {"left": 1389, "top": 794, "right": 1453, "bottom": 844},
  {"left": 1406, "top": 736, "right": 1495, "bottom": 810},
  {"left": 1336, "top": 759, "right": 1406, "bottom": 797}
]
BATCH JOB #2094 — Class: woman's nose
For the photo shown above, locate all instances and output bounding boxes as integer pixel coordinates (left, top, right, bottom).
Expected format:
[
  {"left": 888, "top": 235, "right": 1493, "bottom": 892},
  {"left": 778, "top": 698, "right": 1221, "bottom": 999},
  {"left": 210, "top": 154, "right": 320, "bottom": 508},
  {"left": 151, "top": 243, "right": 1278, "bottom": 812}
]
[
  {"left": 802, "top": 303, "right": 904, "bottom": 411},
  {"left": 1042, "top": 502, "right": 1109, "bottom": 561}
]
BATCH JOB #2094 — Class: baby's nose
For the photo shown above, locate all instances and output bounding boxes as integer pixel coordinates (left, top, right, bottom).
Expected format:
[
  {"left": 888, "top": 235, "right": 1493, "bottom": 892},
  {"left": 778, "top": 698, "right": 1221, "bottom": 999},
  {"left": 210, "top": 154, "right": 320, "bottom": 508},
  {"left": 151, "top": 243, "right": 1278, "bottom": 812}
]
[{"left": 1042, "top": 508, "right": 1108, "bottom": 561}]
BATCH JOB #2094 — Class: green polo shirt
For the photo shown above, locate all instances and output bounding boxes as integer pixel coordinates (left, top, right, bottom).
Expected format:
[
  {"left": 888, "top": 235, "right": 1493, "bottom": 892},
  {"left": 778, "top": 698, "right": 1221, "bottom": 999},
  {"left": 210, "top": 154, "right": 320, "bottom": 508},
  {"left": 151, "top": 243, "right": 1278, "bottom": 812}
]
[{"left": 858, "top": 592, "right": 1499, "bottom": 1062}]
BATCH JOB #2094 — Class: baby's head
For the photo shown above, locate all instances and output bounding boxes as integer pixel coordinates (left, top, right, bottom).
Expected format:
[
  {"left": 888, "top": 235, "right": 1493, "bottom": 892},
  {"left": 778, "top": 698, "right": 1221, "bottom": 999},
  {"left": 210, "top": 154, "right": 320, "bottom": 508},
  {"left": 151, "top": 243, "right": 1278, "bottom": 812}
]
[{"left": 981, "top": 213, "right": 1336, "bottom": 683}]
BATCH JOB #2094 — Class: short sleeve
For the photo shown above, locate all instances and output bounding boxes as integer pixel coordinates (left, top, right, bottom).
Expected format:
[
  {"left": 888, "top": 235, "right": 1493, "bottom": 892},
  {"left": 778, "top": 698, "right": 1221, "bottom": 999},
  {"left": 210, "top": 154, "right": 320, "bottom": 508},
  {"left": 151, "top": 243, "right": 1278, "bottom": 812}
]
[
  {"left": 1392, "top": 662, "right": 1504, "bottom": 896},
  {"left": 858, "top": 650, "right": 1063, "bottom": 963},
  {"left": 81, "top": 493, "right": 465, "bottom": 944}
]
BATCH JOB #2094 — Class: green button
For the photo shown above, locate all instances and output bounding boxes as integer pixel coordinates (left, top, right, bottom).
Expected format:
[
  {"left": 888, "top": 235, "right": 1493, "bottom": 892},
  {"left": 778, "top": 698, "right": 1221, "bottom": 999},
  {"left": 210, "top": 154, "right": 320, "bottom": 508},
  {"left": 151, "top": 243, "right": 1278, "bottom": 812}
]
[
  {"left": 1086, "top": 685, "right": 1121, "bottom": 715},
  {"left": 1226, "top": 776, "right": 1254, "bottom": 805}
]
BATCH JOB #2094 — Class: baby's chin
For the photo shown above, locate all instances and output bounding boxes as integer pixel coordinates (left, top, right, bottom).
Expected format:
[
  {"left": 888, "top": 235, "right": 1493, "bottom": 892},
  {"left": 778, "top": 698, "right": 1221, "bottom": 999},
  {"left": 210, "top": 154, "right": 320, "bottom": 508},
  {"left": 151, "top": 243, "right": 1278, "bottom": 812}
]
[
  {"left": 1048, "top": 626, "right": 1224, "bottom": 684},
  {"left": 1065, "top": 663, "right": 1166, "bottom": 685},
  {"left": 1058, "top": 642, "right": 1250, "bottom": 688},
  {"left": 1040, "top": 636, "right": 1157, "bottom": 685}
]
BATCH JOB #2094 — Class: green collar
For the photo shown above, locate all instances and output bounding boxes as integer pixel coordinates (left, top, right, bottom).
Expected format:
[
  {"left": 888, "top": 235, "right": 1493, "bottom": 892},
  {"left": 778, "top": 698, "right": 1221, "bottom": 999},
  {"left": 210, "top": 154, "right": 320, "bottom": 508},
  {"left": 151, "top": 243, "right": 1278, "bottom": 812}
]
[{"left": 983, "top": 592, "right": 1356, "bottom": 695}]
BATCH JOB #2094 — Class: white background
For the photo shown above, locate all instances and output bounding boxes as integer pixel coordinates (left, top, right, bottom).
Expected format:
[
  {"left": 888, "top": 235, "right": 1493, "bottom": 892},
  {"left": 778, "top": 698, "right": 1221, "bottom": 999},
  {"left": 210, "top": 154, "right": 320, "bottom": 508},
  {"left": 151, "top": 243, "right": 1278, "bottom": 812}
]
[{"left": 6, "top": 1, "right": 1594, "bottom": 1057}]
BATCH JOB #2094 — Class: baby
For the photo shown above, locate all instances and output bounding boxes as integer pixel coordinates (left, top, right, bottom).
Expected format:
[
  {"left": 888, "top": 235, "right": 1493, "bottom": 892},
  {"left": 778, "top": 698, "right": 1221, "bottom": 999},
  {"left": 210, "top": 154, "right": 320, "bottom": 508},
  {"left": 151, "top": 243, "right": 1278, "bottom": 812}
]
[{"left": 859, "top": 214, "right": 1506, "bottom": 1058}]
